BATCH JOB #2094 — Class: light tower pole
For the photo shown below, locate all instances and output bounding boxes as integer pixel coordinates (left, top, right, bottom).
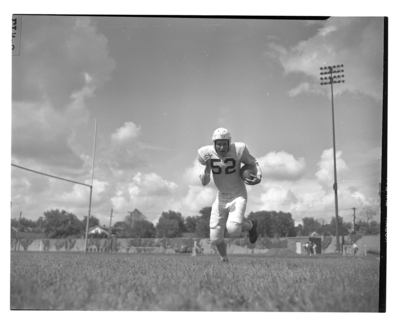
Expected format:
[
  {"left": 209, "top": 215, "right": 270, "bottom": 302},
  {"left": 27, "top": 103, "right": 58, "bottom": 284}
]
[{"left": 320, "top": 64, "right": 345, "bottom": 253}]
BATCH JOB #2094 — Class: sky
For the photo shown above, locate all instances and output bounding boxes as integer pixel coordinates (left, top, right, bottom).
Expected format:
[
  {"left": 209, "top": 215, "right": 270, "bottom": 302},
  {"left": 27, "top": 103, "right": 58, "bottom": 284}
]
[{"left": 10, "top": 15, "right": 386, "bottom": 228}]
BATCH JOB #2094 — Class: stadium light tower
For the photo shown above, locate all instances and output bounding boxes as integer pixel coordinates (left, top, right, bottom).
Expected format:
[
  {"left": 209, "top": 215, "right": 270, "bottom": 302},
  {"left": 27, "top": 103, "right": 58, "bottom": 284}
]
[{"left": 320, "top": 64, "right": 345, "bottom": 253}]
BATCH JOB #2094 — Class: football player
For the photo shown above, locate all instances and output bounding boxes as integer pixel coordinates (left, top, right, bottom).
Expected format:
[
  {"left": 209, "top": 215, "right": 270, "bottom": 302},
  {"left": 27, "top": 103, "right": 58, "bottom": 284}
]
[{"left": 197, "top": 127, "right": 262, "bottom": 263}]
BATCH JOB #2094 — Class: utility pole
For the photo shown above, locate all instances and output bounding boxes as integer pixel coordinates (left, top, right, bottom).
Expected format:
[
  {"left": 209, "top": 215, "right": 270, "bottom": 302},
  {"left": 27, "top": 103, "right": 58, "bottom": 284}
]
[
  {"left": 352, "top": 207, "right": 356, "bottom": 233},
  {"left": 320, "top": 64, "right": 345, "bottom": 253}
]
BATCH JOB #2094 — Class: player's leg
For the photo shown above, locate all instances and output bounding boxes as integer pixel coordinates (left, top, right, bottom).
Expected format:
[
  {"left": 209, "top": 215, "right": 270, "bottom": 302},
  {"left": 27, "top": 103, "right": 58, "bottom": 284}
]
[
  {"left": 242, "top": 219, "right": 252, "bottom": 232},
  {"left": 215, "top": 240, "right": 228, "bottom": 262},
  {"left": 209, "top": 196, "right": 229, "bottom": 262},
  {"left": 225, "top": 195, "right": 247, "bottom": 238},
  {"left": 226, "top": 195, "right": 258, "bottom": 244}
]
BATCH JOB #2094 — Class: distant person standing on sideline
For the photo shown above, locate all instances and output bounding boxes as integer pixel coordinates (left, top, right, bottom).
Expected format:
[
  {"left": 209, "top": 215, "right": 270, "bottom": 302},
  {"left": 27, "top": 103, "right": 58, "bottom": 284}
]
[
  {"left": 304, "top": 242, "right": 309, "bottom": 255},
  {"left": 308, "top": 241, "right": 314, "bottom": 255},
  {"left": 312, "top": 242, "right": 317, "bottom": 255},
  {"left": 197, "top": 128, "right": 262, "bottom": 263},
  {"left": 353, "top": 242, "right": 358, "bottom": 255}
]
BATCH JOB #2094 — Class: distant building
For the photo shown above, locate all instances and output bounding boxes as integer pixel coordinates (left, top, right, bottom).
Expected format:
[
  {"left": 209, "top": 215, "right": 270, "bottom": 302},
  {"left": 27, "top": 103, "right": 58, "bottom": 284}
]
[
  {"left": 287, "top": 236, "right": 322, "bottom": 255},
  {"left": 88, "top": 225, "right": 110, "bottom": 235},
  {"left": 88, "top": 225, "right": 121, "bottom": 237}
]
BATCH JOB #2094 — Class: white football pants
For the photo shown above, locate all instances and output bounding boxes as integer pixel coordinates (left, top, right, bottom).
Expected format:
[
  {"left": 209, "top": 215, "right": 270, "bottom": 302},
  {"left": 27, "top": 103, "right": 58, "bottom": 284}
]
[{"left": 209, "top": 189, "right": 248, "bottom": 245}]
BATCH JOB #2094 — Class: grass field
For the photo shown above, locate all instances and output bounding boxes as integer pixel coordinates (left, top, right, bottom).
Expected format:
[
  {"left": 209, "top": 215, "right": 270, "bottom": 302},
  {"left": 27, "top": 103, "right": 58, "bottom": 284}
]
[{"left": 10, "top": 251, "right": 380, "bottom": 311}]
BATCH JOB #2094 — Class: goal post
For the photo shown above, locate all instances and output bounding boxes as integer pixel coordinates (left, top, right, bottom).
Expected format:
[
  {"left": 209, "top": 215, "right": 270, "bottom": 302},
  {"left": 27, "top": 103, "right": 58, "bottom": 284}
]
[{"left": 11, "top": 118, "right": 98, "bottom": 254}]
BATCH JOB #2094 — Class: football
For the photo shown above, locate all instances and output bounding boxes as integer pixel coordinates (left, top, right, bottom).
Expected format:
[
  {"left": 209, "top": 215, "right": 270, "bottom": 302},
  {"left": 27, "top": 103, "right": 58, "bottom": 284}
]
[{"left": 240, "top": 164, "right": 257, "bottom": 182}]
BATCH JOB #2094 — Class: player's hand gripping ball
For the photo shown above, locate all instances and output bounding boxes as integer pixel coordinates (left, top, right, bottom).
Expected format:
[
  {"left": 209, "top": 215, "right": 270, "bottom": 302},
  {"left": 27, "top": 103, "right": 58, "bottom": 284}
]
[{"left": 240, "top": 164, "right": 261, "bottom": 185}]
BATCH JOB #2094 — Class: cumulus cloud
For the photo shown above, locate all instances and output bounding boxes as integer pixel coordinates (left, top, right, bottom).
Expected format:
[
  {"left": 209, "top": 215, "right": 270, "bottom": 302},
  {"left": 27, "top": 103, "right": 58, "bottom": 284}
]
[
  {"left": 134, "top": 172, "right": 178, "bottom": 196},
  {"left": 149, "top": 158, "right": 216, "bottom": 216},
  {"left": 250, "top": 147, "right": 375, "bottom": 223},
  {"left": 13, "top": 16, "right": 115, "bottom": 109},
  {"left": 12, "top": 100, "right": 87, "bottom": 171},
  {"left": 58, "top": 179, "right": 109, "bottom": 205},
  {"left": 111, "top": 122, "right": 141, "bottom": 143},
  {"left": 12, "top": 16, "right": 115, "bottom": 172},
  {"left": 11, "top": 16, "right": 116, "bottom": 223},
  {"left": 289, "top": 82, "right": 310, "bottom": 97},
  {"left": 316, "top": 148, "right": 349, "bottom": 187},
  {"left": 178, "top": 185, "right": 217, "bottom": 216},
  {"left": 108, "top": 172, "right": 178, "bottom": 219},
  {"left": 120, "top": 172, "right": 178, "bottom": 199},
  {"left": 254, "top": 179, "right": 324, "bottom": 216},
  {"left": 107, "top": 121, "right": 171, "bottom": 170},
  {"left": 100, "top": 122, "right": 146, "bottom": 171},
  {"left": 254, "top": 178, "right": 362, "bottom": 223},
  {"left": 259, "top": 185, "right": 296, "bottom": 211},
  {"left": 257, "top": 151, "right": 306, "bottom": 181},
  {"left": 269, "top": 17, "right": 384, "bottom": 101},
  {"left": 183, "top": 159, "right": 207, "bottom": 185},
  {"left": 338, "top": 186, "right": 377, "bottom": 209}
]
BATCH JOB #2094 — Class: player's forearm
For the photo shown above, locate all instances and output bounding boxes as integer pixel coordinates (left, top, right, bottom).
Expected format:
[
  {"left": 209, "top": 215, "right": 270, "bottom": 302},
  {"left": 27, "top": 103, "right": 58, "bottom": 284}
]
[
  {"left": 254, "top": 161, "right": 262, "bottom": 178},
  {"left": 199, "top": 168, "right": 211, "bottom": 186}
]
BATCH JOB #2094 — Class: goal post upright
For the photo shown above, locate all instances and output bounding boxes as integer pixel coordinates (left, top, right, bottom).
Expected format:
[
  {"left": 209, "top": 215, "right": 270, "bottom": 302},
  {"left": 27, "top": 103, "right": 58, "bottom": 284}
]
[{"left": 84, "top": 118, "right": 98, "bottom": 254}]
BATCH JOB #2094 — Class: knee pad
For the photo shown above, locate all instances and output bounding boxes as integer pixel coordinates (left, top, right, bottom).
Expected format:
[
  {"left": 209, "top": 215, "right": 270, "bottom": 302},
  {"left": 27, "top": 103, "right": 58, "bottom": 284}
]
[{"left": 226, "top": 220, "right": 242, "bottom": 238}]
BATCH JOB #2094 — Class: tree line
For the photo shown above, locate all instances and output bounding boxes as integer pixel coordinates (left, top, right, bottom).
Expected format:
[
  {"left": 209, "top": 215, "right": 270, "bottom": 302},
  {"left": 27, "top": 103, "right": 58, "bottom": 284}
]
[
  {"left": 11, "top": 210, "right": 101, "bottom": 238},
  {"left": 11, "top": 205, "right": 380, "bottom": 239}
]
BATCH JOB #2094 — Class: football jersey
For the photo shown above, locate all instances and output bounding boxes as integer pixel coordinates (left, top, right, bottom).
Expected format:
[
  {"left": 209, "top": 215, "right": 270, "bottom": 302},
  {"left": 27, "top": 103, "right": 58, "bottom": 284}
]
[{"left": 197, "top": 142, "right": 257, "bottom": 194}]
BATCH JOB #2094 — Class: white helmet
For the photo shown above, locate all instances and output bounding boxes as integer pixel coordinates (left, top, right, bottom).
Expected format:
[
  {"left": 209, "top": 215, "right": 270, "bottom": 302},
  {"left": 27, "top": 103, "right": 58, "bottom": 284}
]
[{"left": 212, "top": 128, "right": 231, "bottom": 149}]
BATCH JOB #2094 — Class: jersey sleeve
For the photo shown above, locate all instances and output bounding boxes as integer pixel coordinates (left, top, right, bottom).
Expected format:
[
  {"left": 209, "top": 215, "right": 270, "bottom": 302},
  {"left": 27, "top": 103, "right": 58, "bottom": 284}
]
[{"left": 237, "top": 142, "right": 257, "bottom": 165}]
